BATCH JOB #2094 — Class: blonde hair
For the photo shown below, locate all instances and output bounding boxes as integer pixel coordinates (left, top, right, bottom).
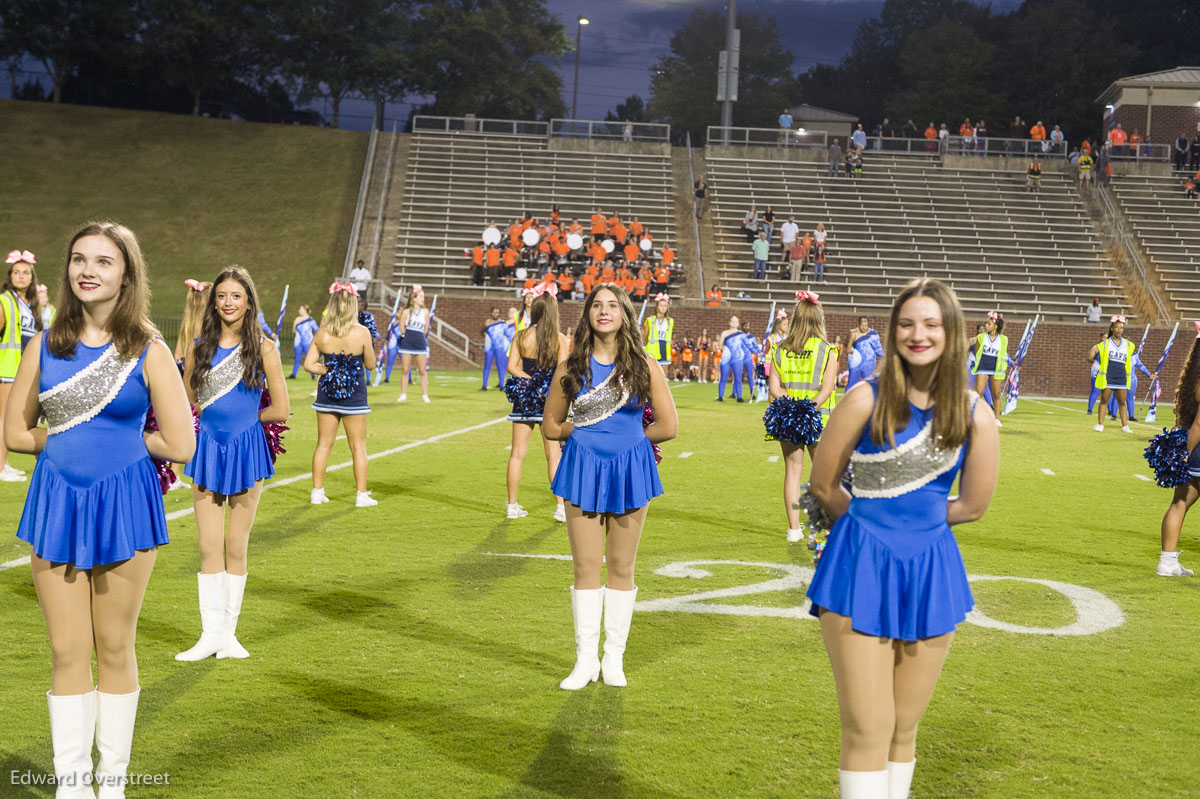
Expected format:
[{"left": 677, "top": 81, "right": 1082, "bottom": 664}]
[
  {"left": 322, "top": 290, "right": 358, "bottom": 337},
  {"left": 175, "top": 281, "right": 210, "bottom": 359},
  {"left": 778, "top": 300, "right": 827, "bottom": 354}
]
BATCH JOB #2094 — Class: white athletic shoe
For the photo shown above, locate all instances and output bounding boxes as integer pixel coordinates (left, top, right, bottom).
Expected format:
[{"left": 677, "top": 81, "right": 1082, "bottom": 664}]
[
  {"left": 0, "top": 466, "right": 27, "bottom": 482},
  {"left": 397, "top": 394, "right": 407, "bottom": 402},
  {"left": 553, "top": 504, "right": 566, "bottom": 523},
  {"left": 786, "top": 528, "right": 804, "bottom": 543},
  {"left": 355, "top": 491, "right": 378, "bottom": 507},
  {"left": 506, "top": 503, "right": 529, "bottom": 519},
  {"left": 1093, "top": 424, "right": 1104, "bottom": 432},
  {"left": 310, "top": 487, "right": 329, "bottom": 504},
  {"left": 422, "top": 395, "right": 431, "bottom": 403},
  {"left": 995, "top": 419, "right": 1003, "bottom": 427},
  {"left": 1157, "top": 553, "right": 1194, "bottom": 577},
  {"left": 2, "top": 464, "right": 25, "bottom": 476},
  {"left": 167, "top": 477, "right": 187, "bottom": 491},
  {"left": 1121, "top": 425, "right": 1133, "bottom": 433}
]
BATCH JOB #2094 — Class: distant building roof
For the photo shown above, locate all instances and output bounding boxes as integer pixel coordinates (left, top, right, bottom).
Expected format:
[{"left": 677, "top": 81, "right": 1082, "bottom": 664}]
[
  {"left": 786, "top": 104, "right": 859, "bottom": 123},
  {"left": 1096, "top": 66, "right": 1200, "bottom": 104}
]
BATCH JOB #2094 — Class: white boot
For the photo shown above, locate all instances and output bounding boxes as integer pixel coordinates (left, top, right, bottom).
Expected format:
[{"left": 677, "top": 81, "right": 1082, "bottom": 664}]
[
  {"left": 887, "top": 760, "right": 916, "bottom": 799},
  {"left": 600, "top": 586, "right": 638, "bottom": 687},
  {"left": 216, "top": 573, "right": 250, "bottom": 659},
  {"left": 47, "top": 690, "right": 96, "bottom": 799},
  {"left": 175, "top": 572, "right": 225, "bottom": 661},
  {"left": 559, "top": 587, "right": 603, "bottom": 690},
  {"left": 838, "top": 769, "right": 888, "bottom": 798},
  {"left": 94, "top": 688, "right": 139, "bottom": 799}
]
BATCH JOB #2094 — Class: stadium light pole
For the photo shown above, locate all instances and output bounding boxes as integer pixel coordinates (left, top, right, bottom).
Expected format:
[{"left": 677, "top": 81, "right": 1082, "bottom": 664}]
[{"left": 571, "top": 16, "right": 590, "bottom": 124}]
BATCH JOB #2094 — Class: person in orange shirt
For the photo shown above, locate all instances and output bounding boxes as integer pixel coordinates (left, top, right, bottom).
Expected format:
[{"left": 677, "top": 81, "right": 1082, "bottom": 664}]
[
  {"left": 660, "top": 245, "right": 675, "bottom": 267},
  {"left": 600, "top": 263, "right": 616, "bottom": 283},
  {"left": 706, "top": 285, "right": 723, "bottom": 306},
  {"left": 586, "top": 262, "right": 599, "bottom": 281},
  {"left": 502, "top": 246, "right": 519, "bottom": 288},
  {"left": 537, "top": 239, "right": 551, "bottom": 258},
  {"left": 799, "top": 233, "right": 813, "bottom": 269},
  {"left": 550, "top": 204, "right": 561, "bottom": 225},
  {"left": 1030, "top": 121, "right": 1046, "bottom": 141},
  {"left": 581, "top": 270, "right": 595, "bottom": 293},
  {"left": 523, "top": 275, "right": 538, "bottom": 293},
  {"left": 470, "top": 241, "right": 485, "bottom": 286},
  {"left": 540, "top": 270, "right": 557, "bottom": 292},
  {"left": 624, "top": 241, "right": 639, "bottom": 263},
  {"left": 680, "top": 341, "right": 694, "bottom": 382},
  {"left": 611, "top": 220, "right": 627, "bottom": 245},
  {"left": 621, "top": 272, "right": 637, "bottom": 296},
  {"left": 637, "top": 263, "right": 653, "bottom": 285},
  {"left": 553, "top": 238, "right": 570, "bottom": 259},
  {"left": 484, "top": 243, "right": 501, "bottom": 285},
  {"left": 557, "top": 270, "right": 573, "bottom": 295},
  {"left": 508, "top": 219, "right": 522, "bottom": 246},
  {"left": 629, "top": 217, "right": 643, "bottom": 238},
  {"left": 710, "top": 347, "right": 722, "bottom": 383},
  {"left": 521, "top": 213, "right": 533, "bottom": 230},
  {"left": 590, "top": 209, "right": 606, "bottom": 239},
  {"left": 633, "top": 275, "right": 648, "bottom": 300},
  {"left": 653, "top": 264, "right": 670, "bottom": 296}
]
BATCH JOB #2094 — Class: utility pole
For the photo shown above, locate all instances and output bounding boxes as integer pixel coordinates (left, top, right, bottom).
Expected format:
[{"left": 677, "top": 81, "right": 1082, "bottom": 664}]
[{"left": 717, "top": 0, "right": 739, "bottom": 143}]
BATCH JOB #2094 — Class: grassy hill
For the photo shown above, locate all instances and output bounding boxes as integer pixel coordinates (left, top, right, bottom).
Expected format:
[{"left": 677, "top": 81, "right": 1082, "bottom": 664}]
[{"left": 0, "top": 100, "right": 367, "bottom": 323}]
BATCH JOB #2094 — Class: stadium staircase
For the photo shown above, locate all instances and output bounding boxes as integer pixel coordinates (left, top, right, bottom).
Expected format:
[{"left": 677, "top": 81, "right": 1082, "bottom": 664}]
[{"left": 704, "top": 151, "right": 1129, "bottom": 321}]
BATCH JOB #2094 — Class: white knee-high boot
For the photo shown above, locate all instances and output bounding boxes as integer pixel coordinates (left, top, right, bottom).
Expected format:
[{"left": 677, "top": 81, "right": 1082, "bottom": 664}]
[
  {"left": 175, "top": 572, "right": 225, "bottom": 661},
  {"left": 887, "top": 760, "right": 915, "bottom": 799},
  {"left": 47, "top": 690, "right": 96, "bottom": 799},
  {"left": 838, "top": 769, "right": 888, "bottom": 798},
  {"left": 216, "top": 572, "right": 250, "bottom": 659},
  {"left": 559, "top": 587, "right": 603, "bottom": 690},
  {"left": 94, "top": 688, "right": 139, "bottom": 799},
  {"left": 600, "top": 585, "right": 638, "bottom": 687}
]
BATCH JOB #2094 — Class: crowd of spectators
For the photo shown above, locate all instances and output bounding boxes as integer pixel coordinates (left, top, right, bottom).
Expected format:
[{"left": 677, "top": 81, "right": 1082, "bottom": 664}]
[
  {"left": 739, "top": 208, "right": 830, "bottom": 284},
  {"left": 465, "top": 207, "right": 680, "bottom": 301}
]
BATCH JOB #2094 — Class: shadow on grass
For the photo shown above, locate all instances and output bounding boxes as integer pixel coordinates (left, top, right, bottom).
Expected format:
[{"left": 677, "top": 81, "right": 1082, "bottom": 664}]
[
  {"left": 0, "top": 753, "right": 55, "bottom": 798},
  {"left": 444, "top": 519, "right": 563, "bottom": 585}
]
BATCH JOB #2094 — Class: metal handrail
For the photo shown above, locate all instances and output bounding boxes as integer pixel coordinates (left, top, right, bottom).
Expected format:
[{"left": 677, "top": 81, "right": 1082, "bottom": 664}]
[
  {"left": 412, "top": 115, "right": 549, "bottom": 138},
  {"left": 851, "top": 135, "right": 946, "bottom": 157},
  {"left": 550, "top": 119, "right": 670, "bottom": 142},
  {"left": 1097, "top": 185, "right": 1170, "bottom": 322},
  {"left": 342, "top": 126, "right": 379, "bottom": 277},
  {"left": 706, "top": 125, "right": 827, "bottom": 149},
  {"left": 944, "top": 135, "right": 1069, "bottom": 158},
  {"left": 1105, "top": 142, "right": 1171, "bottom": 163},
  {"left": 686, "top": 131, "right": 704, "bottom": 300},
  {"left": 367, "top": 122, "right": 399, "bottom": 277}
]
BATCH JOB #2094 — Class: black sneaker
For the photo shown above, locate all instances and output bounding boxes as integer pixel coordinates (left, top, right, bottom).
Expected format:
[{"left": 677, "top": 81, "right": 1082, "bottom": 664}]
[
  {"left": 714, "top": 397, "right": 723, "bottom": 402},
  {"left": 286, "top": 374, "right": 295, "bottom": 380},
  {"left": 737, "top": 398, "right": 746, "bottom": 403},
  {"left": 479, "top": 387, "right": 488, "bottom": 391}
]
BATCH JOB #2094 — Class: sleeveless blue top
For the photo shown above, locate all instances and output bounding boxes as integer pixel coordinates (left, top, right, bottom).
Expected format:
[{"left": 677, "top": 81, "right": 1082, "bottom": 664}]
[
  {"left": 184, "top": 343, "right": 275, "bottom": 495},
  {"left": 17, "top": 338, "right": 169, "bottom": 568}
]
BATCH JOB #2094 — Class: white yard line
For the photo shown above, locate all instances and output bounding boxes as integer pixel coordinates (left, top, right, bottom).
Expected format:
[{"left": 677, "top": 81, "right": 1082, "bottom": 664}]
[
  {"left": 1041, "top": 468, "right": 1056, "bottom": 476},
  {"left": 1134, "top": 474, "right": 1152, "bottom": 482},
  {"left": 0, "top": 555, "right": 31, "bottom": 573},
  {"left": 767, "top": 455, "right": 779, "bottom": 463},
  {"left": 1026, "top": 398, "right": 1161, "bottom": 430},
  {"left": 679, "top": 451, "right": 694, "bottom": 458}
]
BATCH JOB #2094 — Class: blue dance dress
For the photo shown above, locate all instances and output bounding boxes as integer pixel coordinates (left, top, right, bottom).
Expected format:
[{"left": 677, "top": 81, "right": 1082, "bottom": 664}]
[
  {"left": 184, "top": 344, "right": 274, "bottom": 495},
  {"left": 551, "top": 357, "right": 663, "bottom": 513},
  {"left": 17, "top": 338, "right": 169, "bottom": 568},
  {"left": 806, "top": 383, "right": 976, "bottom": 641}
]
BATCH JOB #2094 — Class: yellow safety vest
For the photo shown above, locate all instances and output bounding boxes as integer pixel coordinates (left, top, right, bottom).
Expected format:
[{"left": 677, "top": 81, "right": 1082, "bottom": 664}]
[
  {"left": 1079, "top": 155, "right": 1093, "bottom": 171},
  {"left": 0, "top": 291, "right": 22, "bottom": 380},
  {"left": 970, "top": 333, "right": 1009, "bottom": 380},
  {"left": 1095, "top": 337, "right": 1132, "bottom": 390},
  {"left": 773, "top": 336, "right": 838, "bottom": 411},
  {"left": 643, "top": 316, "right": 674, "bottom": 362}
]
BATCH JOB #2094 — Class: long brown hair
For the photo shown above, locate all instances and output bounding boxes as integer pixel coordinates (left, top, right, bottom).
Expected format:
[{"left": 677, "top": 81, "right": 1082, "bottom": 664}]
[
  {"left": 562, "top": 284, "right": 651, "bottom": 402},
  {"left": 175, "top": 280, "right": 210, "bottom": 360},
  {"left": 871, "top": 278, "right": 970, "bottom": 449},
  {"left": 778, "top": 299, "right": 827, "bottom": 354},
  {"left": 3, "top": 259, "right": 43, "bottom": 332},
  {"left": 190, "top": 266, "right": 266, "bottom": 393},
  {"left": 528, "top": 293, "right": 561, "bottom": 370},
  {"left": 1174, "top": 335, "right": 1200, "bottom": 430},
  {"left": 49, "top": 221, "right": 157, "bottom": 359}
]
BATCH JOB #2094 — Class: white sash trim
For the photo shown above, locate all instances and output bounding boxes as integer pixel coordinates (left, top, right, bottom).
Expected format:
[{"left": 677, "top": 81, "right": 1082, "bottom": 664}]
[
  {"left": 196, "top": 344, "right": 245, "bottom": 411},
  {"left": 39, "top": 344, "right": 140, "bottom": 436}
]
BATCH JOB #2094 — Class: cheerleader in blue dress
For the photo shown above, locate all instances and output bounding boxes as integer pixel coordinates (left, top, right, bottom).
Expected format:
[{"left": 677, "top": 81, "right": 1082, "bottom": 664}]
[
  {"left": 715, "top": 316, "right": 745, "bottom": 402},
  {"left": 504, "top": 286, "right": 568, "bottom": 520},
  {"left": 177, "top": 266, "right": 289, "bottom": 663},
  {"left": 805, "top": 278, "right": 999, "bottom": 799},
  {"left": 543, "top": 283, "right": 677, "bottom": 690},
  {"left": 305, "top": 281, "right": 377, "bottom": 506},
  {"left": 395, "top": 285, "right": 430, "bottom": 403},
  {"left": 8, "top": 222, "right": 195, "bottom": 798}
]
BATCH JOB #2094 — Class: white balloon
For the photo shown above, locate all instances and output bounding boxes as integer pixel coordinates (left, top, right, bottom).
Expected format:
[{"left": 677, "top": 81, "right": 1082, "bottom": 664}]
[
  {"left": 482, "top": 226, "right": 501, "bottom": 245},
  {"left": 515, "top": 267, "right": 527, "bottom": 280},
  {"left": 566, "top": 233, "right": 584, "bottom": 250},
  {"left": 601, "top": 239, "right": 615, "bottom": 253},
  {"left": 521, "top": 228, "right": 540, "bottom": 247},
  {"left": 639, "top": 237, "right": 652, "bottom": 251}
]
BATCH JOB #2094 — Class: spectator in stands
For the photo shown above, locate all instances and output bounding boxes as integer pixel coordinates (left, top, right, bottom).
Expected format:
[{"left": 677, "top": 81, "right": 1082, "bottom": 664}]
[
  {"left": 959, "top": 118, "right": 974, "bottom": 154},
  {"left": 694, "top": 176, "right": 708, "bottom": 218},
  {"left": 348, "top": 259, "right": 372, "bottom": 294},
  {"left": 1190, "top": 134, "right": 1200, "bottom": 171},
  {"left": 789, "top": 238, "right": 805, "bottom": 282},
  {"left": 590, "top": 208, "right": 606, "bottom": 241},
  {"left": 622, "top": 118, "right": 633, "bottom": 142},
  {"left": 778, "top": 108, "right": 793, "bottom": 146},
  {"left": 1078, "top": 149, "right": 1094, "bottom": 189},
  {"left": 1026, "top": 156, "right": 1042, "bottom": 193},
  {"left": 828, "top": 138, "right": 842, "bottom": 177},
  {"left": 780, "top": 215, "right": 799, "bottom": 262},
  {"left": 609, "top": 212, "right": 626, "bottom": 244},
  {"left": 1108, "top": 123, "right": 1127, "bottom": 155},
  {"left": 1029, "top": 120, "right": 1046, "bottom": 152},
  {"left": 1067, "top": 145, "right": 1080, "bottom": 165},
  {"left": 1095, "top": 144, "right": 1111, "bottom": 187},
  {"left": 924, "top": 123, "right": 938, "bottom": 153},
  {"left": 762, "top": 205, "right": 776, "bottom": 244},
  {"left": 844, "top": 148, "right": 855, "bottom": 178},
  {"left": 706, "top": 285, "right": 723, "bottom": 306},
  {"left": 1085, "top": 298, "right": 1102, "bottom": 323},
  {"left": 623, "top": 239, "right": 639, "bottom": 265},
  {"left": 1175, "top": 134, "right": 1191, "bottom": 171},
  {"left": 752, "top": 231, "right": 770, "bottom": 280},
  {"left": 654, "top": 262, "right": 671, "bottom": 296},
  {"left": 813, "top": 222, "right": 828, "bottom": 251},
  {"left": 557, "top": 269, "right": 573, "bottom": 298},
  {"left": 813, "top": 243, "right": 827, "bottom": 283},
  {"left": 502, "top": 244, "right": 518, "bottom": 288},
  {"left": 799, "top": 230, "right": 813, "bottom": 272},
  {"left": 851, "top": 123, "right": 866, "bottom": 153},
  {"left": 742, "top": 206, "right": 759, "bottom": 243},
  {"left": 484, "top": 243, "right": 501, "bottom": 284},
  {"left": 903, "top": 119, "right": 917, "bottom": 140},
  {"left": 469, "top": 242, "right": 485, "bottom": 286},
  {"left": 974, "top": 119, "right": 988, "bottom": 154},
  {"left": 852, "top": 152, "right": 863, "bottom": 178},
  {"left": 1009, "top": 116, "right": 1027, "bottom": 153},
  {"left": 938, "top": 123, "right": 949, "bottom": 152},
  {"left": 880, "top": 117, "right": 893, "bottom": 139},
  {"left": 1050, "top": 124, "right": 1064, "bottom": 153},
  {"left": 1184, "top": 177, "right": 1197, "bottom": 199}
]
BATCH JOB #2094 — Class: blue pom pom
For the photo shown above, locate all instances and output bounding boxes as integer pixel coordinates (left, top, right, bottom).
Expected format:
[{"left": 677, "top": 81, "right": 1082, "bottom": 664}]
[
  {"left": 1144, "top": 428, "right": 1191, "bottom": 488},
  {"left": 319, "top": 354, "right": 362, "bottom": 399},
  {"left": 505, "top": 369, "right": 553, "bottom": 417},
  {"left": 762, "top": 396, "right": 824, "bottom": 445},
  {"left": 358, "top": 311, "right": 379, "bottom": 340}
]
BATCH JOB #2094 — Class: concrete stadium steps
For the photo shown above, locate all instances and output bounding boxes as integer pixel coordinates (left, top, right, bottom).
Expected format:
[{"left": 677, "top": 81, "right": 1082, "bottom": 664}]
[
  {"left": 705, "top": 155, "right": 1123, "bottom": 320},
  {"left": 393, "top": 133, "right": 678, "bottom": 297},
  {"left": 1108, "top": 173, "right": 1200, "bottom": 316}
]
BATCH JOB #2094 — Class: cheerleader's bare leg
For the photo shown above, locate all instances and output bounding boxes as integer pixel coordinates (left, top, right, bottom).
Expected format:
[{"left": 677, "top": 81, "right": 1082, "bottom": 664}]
[
  {"left": 311, "top": 412, "right": 340, "bottom": 490},
  {"left": 415, "top": 354, "right": 429, "bottom": 399},
  {"left": 539, "top": 424, "right": 567, "bottom": 517},
  {"left": 972, "top": 373, "right": 988, "bottom": 399},
  {"left": 0, "top": 383, "right": 11, "bottom": 472},
  {"left": 507, "top": 422, "right": 534, "bottom": 505},
  {"left": 1113, "top": 389, "right": 1129, "bottom": 428},
  {"left": 342, "top": 415, "right": 369, "bottom": 493},
  {"left": 1097, "top": 389, "right": 1112, "bottom": 427},
  {"left": 399, "top": 353, "right": 414, "bottom": 398},
  {"left": 781, "top": 441, "right": 805, "bottom": 532},
  {"left": 989, "top": 378, "right": 1003, "bottom": 411},
  {"left": 1159, "top": 480, "right": 1198, "bottom": 576}
]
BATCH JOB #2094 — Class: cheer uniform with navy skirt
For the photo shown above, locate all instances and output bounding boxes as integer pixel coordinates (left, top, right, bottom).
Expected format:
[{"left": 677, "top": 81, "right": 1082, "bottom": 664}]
[
  {"left": 17, "top": 338, "right": 169, "bottom": 568},
  {"left": 507, "top": 356, "right": 553, "bottom": 422},
  {"left": 806, "top": 381, "right": 977, "bottom": 641},
  {"left": 184, "top": 343, "right": 275, "bottom": 495},
  {"left": 398, "top": 308, "right": 429, "bottom": 356},
  {"left": 312, "top": 352, "right": 370, "bottom": 415},
  {"left": 551, "top": 357, "right": 663, "bottom": 513}
]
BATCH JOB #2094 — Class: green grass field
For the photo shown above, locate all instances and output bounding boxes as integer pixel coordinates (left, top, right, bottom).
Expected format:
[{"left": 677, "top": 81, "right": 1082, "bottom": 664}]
[
  {"left": 1, "top": 376, "right": 1198, "bottom": 798},
  {"left": 0, "top": 100, "right": 365, "bottom": 319}
]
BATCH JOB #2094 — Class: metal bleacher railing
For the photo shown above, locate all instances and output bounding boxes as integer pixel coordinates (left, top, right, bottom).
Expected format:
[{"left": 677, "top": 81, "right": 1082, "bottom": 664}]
[
  {"left": 944, "top": 135, "right": 1069, "bottom": 158},
  {"left": 411, "top": 116, "right": 672, "bottom": 143},
  {"left": 550, "top": 119, "right": 670, "bottom": 142},
  {"left": 706, "top": 125, "right": 827, "bottom": 149},
  {"left": 1097, "top": 185, "right": 1171, "bottom": 322},
  {"left": 413, "top": 116, "right": 550, "bottom": 138}
]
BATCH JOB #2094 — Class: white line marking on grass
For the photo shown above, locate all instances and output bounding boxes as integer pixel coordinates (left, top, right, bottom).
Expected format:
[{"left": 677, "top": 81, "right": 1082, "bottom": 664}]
[
  {"left": 767, "top": 455, "right": 779, "bottom": 463},
  {"left": 1027, "top": 399, "right": 1160, "bottom": 430},
  {"left": 1, "top": 555, "right": 31, "bottom": 573},
  {"left": 161, "top": 416, "right": 509, "bottom": 523},
  {"left": 1041, "top": 468, "right": 1055, "bottom": 476},
  {"left": 1134, "top": 474, "right": 1152, "bottom": 481},
  {"left": 679, "top": 451, "right": 693, "bottom": 458},
  {"left": 485, "top": 552, "right": 573, "bottom": 561}
]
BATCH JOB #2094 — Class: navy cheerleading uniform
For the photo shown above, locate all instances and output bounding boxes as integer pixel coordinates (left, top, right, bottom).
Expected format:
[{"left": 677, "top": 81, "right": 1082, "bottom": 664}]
[
  {"left": 507, "top": 356, "right": 553, "bottom": 422},
  {"left": 312, "top": 352, "right": 370, "bottom": 415},
  {"left": 398, "top": 308, "right": 429, "bottom": 356}
]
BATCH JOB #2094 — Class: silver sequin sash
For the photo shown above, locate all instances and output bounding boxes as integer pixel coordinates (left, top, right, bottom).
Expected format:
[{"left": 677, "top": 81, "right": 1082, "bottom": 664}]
[
  {"left": 850, "top": 419, "right": 962, "bottom": 499},
  {"left": 39, "top": 344, "right": 140, "bottom": 436},
  {"left": 571, "top": 369, "right": 631, "bottom": 428},
  {"left": 196, "top": 344, "right": 245, "bottom": 411}
]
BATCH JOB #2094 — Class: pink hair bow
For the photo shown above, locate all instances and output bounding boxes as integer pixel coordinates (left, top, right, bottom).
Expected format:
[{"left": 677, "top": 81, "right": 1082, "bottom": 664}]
[
  {"left": 531, "top": 281, "right": 558, "bottom": 298},
  {"left": 184, "top": 278, "right": 205, "bottom": 292},
  {"left": 329, "top": 280, "right": 359, "bottom": 296},
  {"left": 412, "top": 284, "right": 423, "bottom": 294},
  {"left": 1110, "top": 315, "right": 1126, "bottom": 324},
  {"left": 654, "top": 292, "right": 670, "bottom": 303},
  {"left": 36, "top": 283, "right": 48, "bottom": 293},
  {"left": 1194, "top": 320, "right": 1200, "bottom": 338},
  {"left": 776, "top": 309, "right": 788, "bottom": 320},
  {"left": 522, "top": 287, "right": 537, "bottom": 297},
  {"left": 795, "top": 290, "right": 821, "bottom": 305},
  {"left": 6, "top": 249, "right": 36, "bottom": 265},
  {"left": 987, "top": 310, "right": 999, "bottom": 321}
]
